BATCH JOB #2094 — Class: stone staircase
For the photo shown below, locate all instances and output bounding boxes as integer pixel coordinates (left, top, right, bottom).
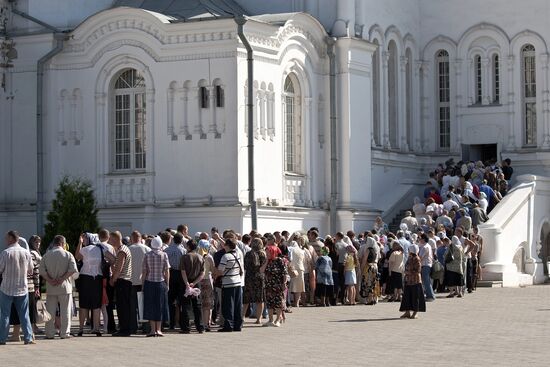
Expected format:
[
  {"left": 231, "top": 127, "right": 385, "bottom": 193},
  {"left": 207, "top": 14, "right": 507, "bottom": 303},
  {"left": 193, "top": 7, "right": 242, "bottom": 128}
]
[{"left": 388, "top": 208, "right": 413, "bottom": 234}]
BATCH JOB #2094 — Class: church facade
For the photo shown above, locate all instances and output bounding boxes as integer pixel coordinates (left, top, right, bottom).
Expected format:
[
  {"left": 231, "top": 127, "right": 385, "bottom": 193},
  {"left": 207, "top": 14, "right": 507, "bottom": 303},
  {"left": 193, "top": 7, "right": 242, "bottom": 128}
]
[{"left": 0, "top": 0, "right": 549, "bottom": 237}]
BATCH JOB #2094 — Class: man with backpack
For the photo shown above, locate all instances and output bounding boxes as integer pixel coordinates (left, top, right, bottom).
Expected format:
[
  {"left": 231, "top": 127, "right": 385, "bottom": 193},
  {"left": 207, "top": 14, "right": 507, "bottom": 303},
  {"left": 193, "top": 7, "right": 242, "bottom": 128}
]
[{"left": 216, "top": 236, "right": 244, "bottom": 332}]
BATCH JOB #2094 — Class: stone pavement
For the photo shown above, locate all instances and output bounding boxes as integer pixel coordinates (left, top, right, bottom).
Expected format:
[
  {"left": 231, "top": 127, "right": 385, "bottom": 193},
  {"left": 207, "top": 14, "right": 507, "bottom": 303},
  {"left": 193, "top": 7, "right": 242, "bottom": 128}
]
[{"left": 1, "top": 285, "right": 549, "bottom": 366}]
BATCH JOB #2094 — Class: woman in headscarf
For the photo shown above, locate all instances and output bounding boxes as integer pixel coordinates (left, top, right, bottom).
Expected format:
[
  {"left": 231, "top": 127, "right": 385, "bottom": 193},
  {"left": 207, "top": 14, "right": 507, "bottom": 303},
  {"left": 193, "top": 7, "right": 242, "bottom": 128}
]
[
  {"left": 243, "top": 238, "right": 267, "bottom": 324},
  {"left": 142, "top": 236, "right": 170, "bottom": 336},
  {"left": 315, "top": 247, "right": 334, "bottom": 307},
  {"left": 198, "top": 239, "right": 215, "bottom": 331},
  {"left": 444, "top": 236, "right": 465, "bottom": 298},
  {"left": 288, "top": 233, "right": 306, "bottom": 307},
  {"left": 360, "top": 236, "right": 379, "bottom": 305},
  {"left": 263, "top": 241, "right": 288, "bottom": 327},
  {"left": 399, "top": 244, "right": 426, "bottom": 319},
  {"left": 75, "top": 233, "right": 105, "bottom": 336}
]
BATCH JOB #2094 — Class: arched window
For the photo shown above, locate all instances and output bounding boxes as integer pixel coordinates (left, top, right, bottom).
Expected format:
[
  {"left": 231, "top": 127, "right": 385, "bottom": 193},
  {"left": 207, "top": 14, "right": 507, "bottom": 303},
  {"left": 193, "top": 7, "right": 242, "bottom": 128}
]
[
  {"left": 283, "top": 74, "right": 302, "bottom": 173},
  {"left": 522, "top": 44, "right": 536, "bottom": 146},
  {"left": 475, "top": 55, "right": 482, "bottom": 104},
  {"left": 436, "top": 50, "right": 450, "bottom": 150},
  {"left": 405, "top": 48, "right": 413, "bottom": 150},
  {"left": 493, "top": 54, "right": 500, "bottom": 104},
  {"left": 387, "top": 40, "right": 398, "bottom": 148},
  {"left": 113, "top": 69, "right": 146, "bottom": 171},
  {"left": 372, "top": 40, "right": 380, "bottom": 146}
]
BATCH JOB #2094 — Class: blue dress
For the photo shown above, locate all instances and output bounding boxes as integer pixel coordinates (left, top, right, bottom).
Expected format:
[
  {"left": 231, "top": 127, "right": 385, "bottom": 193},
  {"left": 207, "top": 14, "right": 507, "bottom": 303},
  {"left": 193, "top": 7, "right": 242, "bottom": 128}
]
[{"left": 315, "top": 256, "right": 334, "bottom": 285}]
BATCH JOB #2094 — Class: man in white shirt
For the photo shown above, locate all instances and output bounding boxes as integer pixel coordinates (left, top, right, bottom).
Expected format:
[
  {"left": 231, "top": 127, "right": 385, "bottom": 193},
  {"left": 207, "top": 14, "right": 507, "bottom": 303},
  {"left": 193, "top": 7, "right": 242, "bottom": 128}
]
[
  {"left": 0, "top": 231, "right": 34, "bottom": 345},
  {"left": 418, "top": 234, "right": 435, "bottom": 301},
  {"left": 128, "top": 231, "right": 150, "bottom": 333},
  {"left": 216, "top": 237, "right": 244, "bottom": 332},
  {"left": 443, "top": 194, "right": 460, "bottom": 212}
]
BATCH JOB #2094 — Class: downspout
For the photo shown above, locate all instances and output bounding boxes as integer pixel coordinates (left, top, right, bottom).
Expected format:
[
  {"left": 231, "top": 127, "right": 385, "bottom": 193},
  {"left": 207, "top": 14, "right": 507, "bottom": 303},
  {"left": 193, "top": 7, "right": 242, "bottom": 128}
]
[
  {"left": 326, "top": 37, "right": 338, "bottom": 233},
  {"left": 11, "top": 8, "right": 68, "bottom": 234},
  {"left": 36, "top": 34, "right": 65, "bottom": 234},
  {"left": 236, "top": 16, "right": 257, "bottom": 230}
]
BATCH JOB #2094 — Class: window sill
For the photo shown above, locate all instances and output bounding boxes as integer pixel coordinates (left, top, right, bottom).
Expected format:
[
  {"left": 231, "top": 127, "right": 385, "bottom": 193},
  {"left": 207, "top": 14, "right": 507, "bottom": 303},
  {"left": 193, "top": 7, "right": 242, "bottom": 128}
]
[
  {"left": 106, "top": 170, "right": 150, "bottom": 176},
  {"left": 284, "top": 172, "right": 306, "bottom": 178},
  {"left": 467, "top": 103, "right": 503, "bottom": 108}
]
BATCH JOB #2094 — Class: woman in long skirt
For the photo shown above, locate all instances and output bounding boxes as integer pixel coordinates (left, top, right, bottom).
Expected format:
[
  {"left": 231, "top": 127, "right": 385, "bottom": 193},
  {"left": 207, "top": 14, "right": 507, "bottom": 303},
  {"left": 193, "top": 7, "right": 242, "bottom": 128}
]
[
  {"left": 142, "top": 237, "right": 170, "bottom": 336},
  {"left": 399, "top": 244, "right": 426, "bottom": 319}
]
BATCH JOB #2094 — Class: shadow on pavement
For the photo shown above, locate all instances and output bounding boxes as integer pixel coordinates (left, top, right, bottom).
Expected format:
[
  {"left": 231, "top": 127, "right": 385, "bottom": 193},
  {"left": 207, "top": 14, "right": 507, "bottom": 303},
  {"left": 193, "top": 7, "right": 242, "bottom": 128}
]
[{"left": 329, "top": 317, "right": 402, "bottom": 322}]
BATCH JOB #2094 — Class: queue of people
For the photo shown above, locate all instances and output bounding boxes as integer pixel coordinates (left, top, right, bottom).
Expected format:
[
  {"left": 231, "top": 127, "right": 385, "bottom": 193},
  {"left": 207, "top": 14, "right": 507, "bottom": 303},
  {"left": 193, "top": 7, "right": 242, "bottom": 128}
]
[{"left": 0, "top": 158, "right": 510, "bottom": 344}]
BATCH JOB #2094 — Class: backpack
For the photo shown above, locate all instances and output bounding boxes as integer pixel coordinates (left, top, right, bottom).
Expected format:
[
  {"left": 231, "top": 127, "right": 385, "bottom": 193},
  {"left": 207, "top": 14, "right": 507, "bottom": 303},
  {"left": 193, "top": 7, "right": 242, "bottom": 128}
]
[
  {"left": 96, "top": 244, "right": 111, "bottom": 278},
  {"left": 366, "top": 247, "right": 376, "bottom": 264}
]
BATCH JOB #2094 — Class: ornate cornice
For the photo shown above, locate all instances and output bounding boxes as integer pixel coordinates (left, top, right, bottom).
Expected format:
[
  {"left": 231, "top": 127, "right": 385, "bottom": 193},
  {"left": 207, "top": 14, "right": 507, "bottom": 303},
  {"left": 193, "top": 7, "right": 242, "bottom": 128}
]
[{"left": 64, "top": 18, "right": 236, "bottom": 53}]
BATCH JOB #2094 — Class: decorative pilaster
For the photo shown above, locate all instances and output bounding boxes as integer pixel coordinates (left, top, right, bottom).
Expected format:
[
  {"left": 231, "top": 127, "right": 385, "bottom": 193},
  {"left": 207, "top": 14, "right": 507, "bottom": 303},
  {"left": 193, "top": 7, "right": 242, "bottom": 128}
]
[
  {"left": 506, "top": 55, "right": 517, "bottom": 150},
  {"left": 382, "top": 51, "right": 390, "bottom": 149},
  {"left": 482, "top": 57, "right": 491, "bottom": 105},
  {"left": 540, "top": 53, "right": 550, "bottom": 148},
  {"left": 399, "top": 55, "right": 408, "bottom": 151}
]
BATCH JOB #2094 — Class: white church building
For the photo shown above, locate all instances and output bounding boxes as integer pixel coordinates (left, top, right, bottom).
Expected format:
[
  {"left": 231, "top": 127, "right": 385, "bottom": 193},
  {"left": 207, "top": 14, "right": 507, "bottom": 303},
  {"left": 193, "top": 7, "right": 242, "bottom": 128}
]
[{"left": 1, "top": 0, "right": 550, "bottom": 284}]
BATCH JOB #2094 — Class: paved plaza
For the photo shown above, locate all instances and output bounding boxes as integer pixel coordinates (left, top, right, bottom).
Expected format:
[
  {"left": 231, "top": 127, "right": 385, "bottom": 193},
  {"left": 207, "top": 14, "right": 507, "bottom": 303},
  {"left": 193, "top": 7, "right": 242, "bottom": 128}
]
[{"left": 1, "top": 285, "right": 549, "bottom": 366}]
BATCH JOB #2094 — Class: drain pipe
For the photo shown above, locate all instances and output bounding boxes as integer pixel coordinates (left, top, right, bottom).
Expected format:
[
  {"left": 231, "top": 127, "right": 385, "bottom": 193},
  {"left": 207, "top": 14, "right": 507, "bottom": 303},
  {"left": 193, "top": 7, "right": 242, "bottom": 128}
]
[
  {"left": 326, "top": 37, "right": 338, "bottom": 233},
  {"left": 11, "top": 8, "right": 68, "bottom": 234},
  {"left": 236, "top": 16, "right": 257, "bottom": 230},
  {"left": 36, "top": 34, "right": 65, "bottom": 234}
]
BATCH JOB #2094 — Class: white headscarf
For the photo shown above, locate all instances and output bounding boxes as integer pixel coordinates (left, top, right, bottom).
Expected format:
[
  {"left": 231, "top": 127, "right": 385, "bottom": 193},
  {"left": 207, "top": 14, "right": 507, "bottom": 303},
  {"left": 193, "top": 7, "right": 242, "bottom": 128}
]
[
  {"left": 151, "top": 236, "right": 163, "bottom": 250},
  {"left": 451, "top": 235, "right": 460, "bottom": 248}
]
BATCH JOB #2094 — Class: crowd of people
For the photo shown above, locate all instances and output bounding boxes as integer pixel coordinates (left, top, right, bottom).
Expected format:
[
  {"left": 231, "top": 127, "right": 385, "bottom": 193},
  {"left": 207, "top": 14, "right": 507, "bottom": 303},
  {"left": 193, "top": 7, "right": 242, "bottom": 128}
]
[{"left": 0, "top": 158, "right": 513, "bottom": 344}]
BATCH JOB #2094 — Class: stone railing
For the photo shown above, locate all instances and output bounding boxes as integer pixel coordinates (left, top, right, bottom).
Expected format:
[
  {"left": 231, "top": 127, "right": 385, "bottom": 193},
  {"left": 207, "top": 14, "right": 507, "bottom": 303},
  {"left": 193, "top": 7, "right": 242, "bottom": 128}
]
[
  {"left": 479, "top": 174, "right": 550, "bottom": 286},
  {"left": 104, "top": 174, "right": 152, "bottom": 205}
]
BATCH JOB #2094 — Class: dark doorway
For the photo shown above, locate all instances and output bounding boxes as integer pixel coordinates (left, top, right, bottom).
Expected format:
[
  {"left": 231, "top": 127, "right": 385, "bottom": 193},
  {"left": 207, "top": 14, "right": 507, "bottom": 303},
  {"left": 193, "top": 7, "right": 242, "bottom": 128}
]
[{"left": 462, "top": 144, "right": 497, "bottom": 164}]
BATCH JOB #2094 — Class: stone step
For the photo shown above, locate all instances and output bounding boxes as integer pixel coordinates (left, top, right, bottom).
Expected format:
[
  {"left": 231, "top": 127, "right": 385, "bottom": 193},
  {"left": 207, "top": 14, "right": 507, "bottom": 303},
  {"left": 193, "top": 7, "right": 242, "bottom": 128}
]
[{"left": 477, "top": 280, "right": 503, "bottom": 288}]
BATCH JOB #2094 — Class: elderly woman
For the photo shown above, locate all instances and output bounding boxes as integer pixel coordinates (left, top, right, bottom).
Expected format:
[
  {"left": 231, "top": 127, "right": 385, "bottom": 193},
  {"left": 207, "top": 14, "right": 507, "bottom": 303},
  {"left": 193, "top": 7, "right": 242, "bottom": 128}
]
[
  {"left": 288, "top": 233, "right": 306, "bottom": 307},
  {"left": 360, "top": 236, "right": 379, "bottom": 305},
  {"left": 75, "top": 233, "right": 105, "bottom": 336},
  {"left": 142, "top": 236, "right": 170, "bottom": 337},
  {"left": 399, "top": 244, "right": 426, "bottom": 319},
  {"left": 198, "top": 239, "right": 215, "bottom": 331},
  {"left": 243, "top": 238, "right": 267, "bottom": 324},
  {"left": 264, "top": 242, "right": 288, "bottom": 327},
  {"left": 315, "top": 247, "right": 334, "bottom": 307},
  {"left": 444, "top": 236, "right": 465, "bottom": 298}
]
